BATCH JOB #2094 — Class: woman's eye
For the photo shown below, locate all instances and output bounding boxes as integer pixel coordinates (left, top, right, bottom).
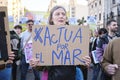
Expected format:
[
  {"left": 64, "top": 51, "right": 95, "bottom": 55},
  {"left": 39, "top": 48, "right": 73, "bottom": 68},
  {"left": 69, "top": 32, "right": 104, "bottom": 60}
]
[
  {"left": 55, "top": 13, "right": 60, "bottom": 16},
  {"left": 54, "top": 12, "right": 66, "bottom": 16},
  {"left": 62, "top": 13, "right": 65, "bottom": 16}
]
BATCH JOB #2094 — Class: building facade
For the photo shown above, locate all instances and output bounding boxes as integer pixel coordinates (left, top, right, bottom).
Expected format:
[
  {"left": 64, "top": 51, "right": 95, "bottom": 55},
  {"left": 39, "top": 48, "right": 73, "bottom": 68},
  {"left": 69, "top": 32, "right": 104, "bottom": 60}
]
[
  {"left": 0, "top": 0, "right": 24, "bottom": 25},
  {"left": 104, "top": 0, "right": 120, "bottom": 33},
  {"left": 88, "top": 0, "right": 104, "bottom": 28},
  {"left": 69, "top": 0, "right": 76, "bottom": 18},
  {"left": 0, "top": 0, "right": 8, "bottom": 6},
  {"left": 88, "top": 0, "right": 120, "bottom": 29},
  {"left": 48, "top": 0, "right": 57, "bottom": 12},
  {"left": 8, "top": 0, "right": 24, "bottom": 25},
  {"left": 69, "top": 0, "right": 88, "bottom": 20}
]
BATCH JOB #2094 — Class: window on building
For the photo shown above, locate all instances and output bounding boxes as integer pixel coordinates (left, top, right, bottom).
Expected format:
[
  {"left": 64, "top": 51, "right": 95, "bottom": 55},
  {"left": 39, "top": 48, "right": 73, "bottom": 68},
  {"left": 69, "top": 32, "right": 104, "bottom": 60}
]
[
  {"left": 112, "top": 0, "right": 115, "bottom": 4},
  {"left": 99, "top": 0, "right": 101, "bottom": 5},
  {"left": 20, "top": 11, "right": 22, "bottom": 15},
  {"left": 91, "top": 5, "right": 93, "bottom": 8},
  {"left": 6, "top": 2, "right": 8, "bottom": 5},
  {"left": 95, "top": 2, "right": 97, "bottom": 7},
  {"left": 99, "top": 13, "right": 101, "bottom": 20},
  {"left": 95, "top": 15, "right": 97, "bottom": 19},
  {"left": 71, "top": 7, "right": 75, "bottom": 11},
  {"left": 12, "top": 2, "right": 15, "bottom": 5},
  {"left": 72, "top": 15, "right": 75, "bottom": 17},
  {"left": 72, "top": 11, "right": 75, "bottom": 14}
]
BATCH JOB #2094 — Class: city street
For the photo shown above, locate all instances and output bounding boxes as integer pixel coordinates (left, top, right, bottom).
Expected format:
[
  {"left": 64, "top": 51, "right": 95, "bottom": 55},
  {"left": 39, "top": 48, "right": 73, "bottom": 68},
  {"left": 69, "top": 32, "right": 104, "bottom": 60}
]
[{"left": 1, "top": 0, "right": 120, "bottom": 80}]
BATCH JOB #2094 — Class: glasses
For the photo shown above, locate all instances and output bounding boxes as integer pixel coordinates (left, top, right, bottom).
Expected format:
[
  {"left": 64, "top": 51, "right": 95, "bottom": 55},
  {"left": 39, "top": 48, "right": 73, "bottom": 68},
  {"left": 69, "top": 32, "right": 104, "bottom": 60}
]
[{"left": 28, "top": 24, "right": 34, "bottom": 26}]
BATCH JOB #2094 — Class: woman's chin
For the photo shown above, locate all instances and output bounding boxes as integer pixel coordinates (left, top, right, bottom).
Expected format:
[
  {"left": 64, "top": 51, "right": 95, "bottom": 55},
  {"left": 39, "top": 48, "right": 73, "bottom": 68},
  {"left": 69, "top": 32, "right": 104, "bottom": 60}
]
[{"left": 57, "top": 23, "right": 65, "bottom": 25}]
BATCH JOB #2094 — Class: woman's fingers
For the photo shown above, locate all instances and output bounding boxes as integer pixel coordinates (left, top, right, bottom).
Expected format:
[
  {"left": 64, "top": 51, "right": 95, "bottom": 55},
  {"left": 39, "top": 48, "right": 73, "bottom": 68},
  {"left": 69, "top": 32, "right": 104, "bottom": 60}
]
[
  {"left": 6, "top": 51, "right": 15, "bottom": 64},
  {"left": 82, "top": 56, "right": 91, "bottom": 67},
  {"left": 29, "top": 58, "right": 39, "bottom": 67}
]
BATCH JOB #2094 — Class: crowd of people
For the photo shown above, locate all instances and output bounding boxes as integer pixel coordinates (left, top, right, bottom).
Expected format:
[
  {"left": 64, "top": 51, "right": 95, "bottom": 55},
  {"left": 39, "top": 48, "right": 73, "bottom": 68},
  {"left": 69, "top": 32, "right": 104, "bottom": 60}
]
[{"left": 0, "top": 5, "right": 120, "bottom": 80}]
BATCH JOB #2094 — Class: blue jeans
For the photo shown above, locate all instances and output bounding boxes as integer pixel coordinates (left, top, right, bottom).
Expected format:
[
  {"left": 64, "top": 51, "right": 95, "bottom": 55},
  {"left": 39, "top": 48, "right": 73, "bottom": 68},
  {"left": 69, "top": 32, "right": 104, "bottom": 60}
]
[
  {"left": 76, "top": 67, "right": 84, "bottom": 80},
  {"left": 92, "top": 63, "right": 111, "bottom": 80},
  {"left": 92, "top": 64, "right": 103, "bottom": 80},
  {"left": 20, "top": 55, "right": 40, "bottom": 80},
  {"left": 0, "top": 64, "right": 12, "bottom": 80}
]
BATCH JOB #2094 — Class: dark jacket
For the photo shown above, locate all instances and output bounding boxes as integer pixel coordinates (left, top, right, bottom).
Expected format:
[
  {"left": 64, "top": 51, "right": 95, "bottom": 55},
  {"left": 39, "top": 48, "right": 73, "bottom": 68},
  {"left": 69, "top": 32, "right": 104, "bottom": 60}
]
[
  {"left": 10, "top": 30, "right": 21, "bottom": 61},
  {"left": 96, "top": 33, "right": 120, "bottom": 62},
  {"left": 48, "top": 66, "right": 76, "bottom": 80}
]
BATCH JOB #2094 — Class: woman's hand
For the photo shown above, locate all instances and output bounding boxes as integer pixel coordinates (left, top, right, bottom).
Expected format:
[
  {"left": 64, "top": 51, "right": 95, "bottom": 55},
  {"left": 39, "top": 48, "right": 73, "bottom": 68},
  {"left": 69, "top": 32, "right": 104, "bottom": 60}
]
[
  {"left": 6, "top": 51, "right": 15, "bottom": 64},
  {"left": 29, "top": 58, "right": 39, "bottom": 67},
  {"left": 82, "top": 56, "right": 91, "bottom": 67}
]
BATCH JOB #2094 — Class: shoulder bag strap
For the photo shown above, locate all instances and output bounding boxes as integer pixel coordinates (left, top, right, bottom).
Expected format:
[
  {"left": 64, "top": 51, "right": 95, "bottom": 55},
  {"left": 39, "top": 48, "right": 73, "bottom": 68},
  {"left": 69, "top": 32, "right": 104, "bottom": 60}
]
[{"left": 22, "top": 34, "right": 32, "bottom": 50}]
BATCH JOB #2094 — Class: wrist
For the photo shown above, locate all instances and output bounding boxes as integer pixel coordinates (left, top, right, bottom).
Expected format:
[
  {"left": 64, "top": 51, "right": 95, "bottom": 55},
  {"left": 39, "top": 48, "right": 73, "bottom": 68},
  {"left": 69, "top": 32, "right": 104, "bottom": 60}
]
[{"left": 0, "top": 61, "right": 6, "bottom": 70}]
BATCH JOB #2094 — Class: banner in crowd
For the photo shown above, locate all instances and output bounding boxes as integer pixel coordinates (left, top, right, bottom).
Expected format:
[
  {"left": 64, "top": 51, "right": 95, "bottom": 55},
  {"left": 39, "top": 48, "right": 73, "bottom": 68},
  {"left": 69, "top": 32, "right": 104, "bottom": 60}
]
[{"left": 87, "top": 16, "right": 97, "bottom": 31}]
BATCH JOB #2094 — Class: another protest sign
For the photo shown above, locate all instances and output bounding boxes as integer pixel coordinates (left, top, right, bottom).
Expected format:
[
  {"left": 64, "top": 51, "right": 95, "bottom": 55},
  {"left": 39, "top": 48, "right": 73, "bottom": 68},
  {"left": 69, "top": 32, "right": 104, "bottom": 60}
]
[{"left": 0, "top": 7, "right": 11, "bottom": 62}]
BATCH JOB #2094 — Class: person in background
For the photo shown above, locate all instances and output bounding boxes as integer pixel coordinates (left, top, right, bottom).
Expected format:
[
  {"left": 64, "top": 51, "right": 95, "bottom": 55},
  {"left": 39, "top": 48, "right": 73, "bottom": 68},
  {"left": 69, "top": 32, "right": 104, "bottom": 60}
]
[
  {"left": 89, "top": 29, "right": 99, "bottom": 54},
  {"left": 30, "top": 6, "right": 91, "bottom": 80},
  {"left": 10, "top": 25, "right": 22, "bottom": 80},
  {"left": 0, "top": 52, "right": 15, "bottom": 80},
  {"left": 89, "top": 29, "right": 94, "bottom": 53},
  {"left": 14, "top": 25, "right": 22, "bottom": 36},
  {"left": 91, "top": 28, "right": 108, "bottom": 80},
  {"left": 101, "top": 37, "right": 120, "bottom": 80},
  {"left": 95, "top": 20, "right": 120, "bottom": 80},
  {"left": 20, "top": 20, "right": 40, "bottom": 80}
]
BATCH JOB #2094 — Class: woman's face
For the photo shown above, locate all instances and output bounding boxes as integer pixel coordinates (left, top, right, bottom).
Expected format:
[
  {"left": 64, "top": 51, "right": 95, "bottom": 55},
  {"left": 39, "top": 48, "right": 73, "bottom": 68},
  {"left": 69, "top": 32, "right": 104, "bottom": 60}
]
[{"left": 52, "top": 8, "right": 67, "bottom": 25}]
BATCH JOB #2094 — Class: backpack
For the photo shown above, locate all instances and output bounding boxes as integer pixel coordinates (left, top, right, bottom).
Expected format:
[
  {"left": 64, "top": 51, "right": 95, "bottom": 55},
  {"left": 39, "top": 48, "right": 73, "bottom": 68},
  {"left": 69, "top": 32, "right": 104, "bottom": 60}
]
[{"left": 10, "top": 30, "right": 21, "bottom": 61}]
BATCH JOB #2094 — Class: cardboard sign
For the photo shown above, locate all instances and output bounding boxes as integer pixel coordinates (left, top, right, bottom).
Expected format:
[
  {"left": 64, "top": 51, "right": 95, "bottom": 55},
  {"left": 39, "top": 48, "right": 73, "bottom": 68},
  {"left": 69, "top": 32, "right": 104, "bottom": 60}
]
[
  {"left": 91, "top": 50, "right": 99, "bottom": 64},
  {"left": 32, "top": 25, "right": 89, "bottom": 66},
  {"left": 24, "top": 43, "right": 33, "bottom": 63},
  {"left": 0, "top": 7, "right": 11, "bottom": 62}
]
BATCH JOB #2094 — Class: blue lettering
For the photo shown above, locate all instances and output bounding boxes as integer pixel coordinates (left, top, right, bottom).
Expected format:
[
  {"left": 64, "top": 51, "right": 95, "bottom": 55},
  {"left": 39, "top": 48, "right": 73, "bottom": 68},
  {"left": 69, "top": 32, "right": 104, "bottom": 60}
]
[
  {"left": 40, "top": 52, "right": 44, "bottom": 63},
  {"left": 36, "top": 53, "right": 40, "bottom": 59},
  {"left": 73, "top": 49, "right": 84, "bottom": 65},
  {"left": 64, "top": 50, "right": 71, "bottom": 64},
  {"left": 34, "top": 27, "right": 43, "bottom": 43},
  {"left": 57, "top": 43, "right": 68, "bottom": 51},
  {"left": 52, "top": 50, "right": 63, "bottom": 65},
  {"left": 64, "top": 29, "right": 73, "bottom": 42},
  {"left": 72, "top": 28, "right": 82, "bottom": 43},
  {"left": 44, "top": 27, "right": 51, "bottom": 46},
  {"left": 36, "top": 52, "right": 44, "bottom": 63},
  {"left": 51, "top": 34, "right": 58, "bottom": 44}
]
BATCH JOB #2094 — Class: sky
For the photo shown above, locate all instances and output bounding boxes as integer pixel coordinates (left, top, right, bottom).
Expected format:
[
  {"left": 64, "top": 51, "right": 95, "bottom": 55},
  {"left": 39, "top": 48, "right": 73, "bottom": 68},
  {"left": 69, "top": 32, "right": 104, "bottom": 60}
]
[{"left": 22, "top": 0, "right": 88, "bottom": 11}]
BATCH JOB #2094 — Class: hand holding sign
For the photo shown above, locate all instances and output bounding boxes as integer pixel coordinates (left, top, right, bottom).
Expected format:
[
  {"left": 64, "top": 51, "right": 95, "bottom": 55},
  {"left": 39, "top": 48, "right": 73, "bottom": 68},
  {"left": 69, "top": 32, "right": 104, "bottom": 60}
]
[
  {"left": 6, "top": 51, "right": 15, "bottom": 64},
  {"left": 29, "top": 58, "right": 39, "bottom": 67},
  {"left": 82, "top": 56, "right": 91, "bottom": 67}
]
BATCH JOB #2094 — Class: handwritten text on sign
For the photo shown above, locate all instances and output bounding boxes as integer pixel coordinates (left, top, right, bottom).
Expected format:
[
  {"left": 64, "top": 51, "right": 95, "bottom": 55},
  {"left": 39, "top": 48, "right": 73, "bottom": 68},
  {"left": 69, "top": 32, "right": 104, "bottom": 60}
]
[{"left": 32, "top": 25, "right": 89, "bottom": 66}]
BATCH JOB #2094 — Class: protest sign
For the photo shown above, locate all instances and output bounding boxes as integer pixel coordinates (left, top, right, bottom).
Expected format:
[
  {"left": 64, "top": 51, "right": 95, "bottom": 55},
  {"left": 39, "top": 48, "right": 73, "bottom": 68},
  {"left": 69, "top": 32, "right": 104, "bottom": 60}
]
[
  {"left": 32, "top": 25, "right": 89, "bottom": 66},
  {"left": 0, "top": 7, "right": 11, "bottom": 62}
]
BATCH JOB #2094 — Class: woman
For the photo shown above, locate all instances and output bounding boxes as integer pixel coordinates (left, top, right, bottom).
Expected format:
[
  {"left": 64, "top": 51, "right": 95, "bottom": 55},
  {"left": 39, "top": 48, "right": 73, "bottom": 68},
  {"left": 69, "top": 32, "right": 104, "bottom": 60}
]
[{"left": 30, "top": 6, "right": 91, "bottom": 80}]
